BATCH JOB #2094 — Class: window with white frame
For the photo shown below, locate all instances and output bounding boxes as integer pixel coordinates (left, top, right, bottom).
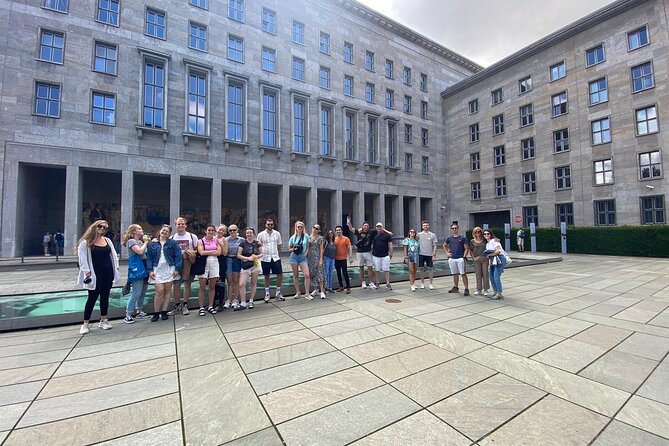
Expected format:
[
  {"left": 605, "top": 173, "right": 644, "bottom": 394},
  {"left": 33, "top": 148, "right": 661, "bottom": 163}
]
[
  {"left": 91, "top": 91, "right": 115, "bottom": 125},
  {"left": 344, "top": 110, "right": 356, "bottom": 160},
  {"left": 292, "top": 96, "right": 306, "bottom": 152},
  {"left": 471, "top": 182, "right": 481, "bottom": 200},
  {"left": 519, "top": 103, "right": 533, "bottom": 126},
  {"left": 591, "top": 117, "right": 611, "bottom": 145},
  {"left": 387, "top": 122, "right": 397, "bottom": 167},
  {"left": 365, "top": 51, "right": 375, "bottom": 71},
  {"left": 518, "top": 76, "right": 532, "bottom": 94},
  {"left": 551, "top": 91, "right": 568, "bottom": 116},
  {"left": 491, "top": 88, "right": 503, "bottom": 105},
  {"left": 640, "top": 151, "right": 662, "bottom": 179},
  {"left": 320, "top": 104, "right": 333, "bottom": 156},
  {"left": 367, "top": 116, "right": 378, "bottom": 163},
  {"left": 595, "top": 200, "right": 616, "bottom": 226},
  {"left": 228, "top": 35, "right": 243, "bottom": 62},
  {"left": 319, "top": 32, "right": 330, "bottom": 55},
  {"left": 93, "top": 41, "right": 117, "bottom": 75},
  {"left": 344, "top": 75, "right": 354, "bottom": 96},
  {"left": 589, "top": 78, "right": 608, "bottom": 105},
  {"left": 319, "top": 66, "right": 330, "bottom": 89},
  {"left": 261, "top": 7, "right": 276, "bottom": 34},
  {"left": 631, "top": 62, "right": 654, "bottom": 92},
  {"left": 522, "top": 172, "right": 536, "bottom": 194},
  {"left": 468, "top": 99, "right": 478, "bottom": 114},
  {"left": 420, "top": 73, "right": 428, "bottom": 91},
  {"left": 34, "top": 82, "right": 60, "bottom": 117},
  {"left": 495, "top": 177, "right": 507, "bottom": 197},
  {"left": 586, "top": 44, "right": 605, "bottom": 67},
  {"left": 343, "top": 42, "right": 353, "bottom": 63},
  {"left": 292, "top": 21, "right": 304, "bottom": 44},
  {"left": 641, "top": 195, "right": 664, "bottom": 224},
  {"left": 97, "top": 0, "right": 119, "bottom": 26},
  {"left": 385, "top": 89, "right": 394, "bottom": 109},
  {"left": 555, "top": 166, "right": 572, "bottom": 190},
  {"left": 228, "top": 0, "right": 244, "bottom": 22},
  {"left": 145, "top": 9, "right": 166, "bottom": 39},
  {"left": 493, "top": 145, "right": 506, "bottom": 166},
  {"left": 403, "top": 67, "right": 411, "bottom": 85},
  {"left": 292, "top": 57, "right": 304, "bottom": 81},
  {"left": 636, "top": 105, "right": 658, "bottom": 135},
  {"left": 524, "top": 206, "right": 538, "bottom": 227},
  {"left": 227, "top": 80, "right": 245, "bottom": 142},
  {"left": 628, "top": 25, "right": 649, "bottom": 51},
  {"left": 470, "top": 152, "right": 480, "bottom": 171},
  {"left": 421, "top": 128, "right": 428, "bottom": 146},
  {"left": 261, "top": 88, "right": 278, "bottom": 147},
  {"left": 405, "top": 153, "right": 413, "bottom": 172},
  {"left": 404, "top": 124, "right": 413, "bottom": 144},
  {"left": 187, "top": 71, "right": 207, "bottom": 135},
  {"left": 365, "top": 83, "right": 375, "bottom": 103},
  {"left": 189, "top": 0, "right": 207, "bottom": 9},
  {"left": 44, "top": 0, "right": 68, "bottom": 13},
  {"left": 469, "top": 123, "right": 479, "bottom": 143},
  {"left": 421, "top": 101, "right": 428, "bottom": 119},
  {"left": 550, "top": 61, "right": 566, "bottom": 81},
  {"left": 594, "top": 159, "right": 613, "bottom": 185},
  {"left": 39, "top": 29, "right": 64, "bottom": 64},
  {"left": 189, "top": 22, "right": 207, "bottom": 52},
  {"left": 142, "top": 57, "right": 166, "bottom": 129},
  {"left": 556, "top": 203, "right": 574, "bottom": 226},
  {"left": 492, "top": 114, "right": 504, "bottom": 135},
  {"left": 553, "top": 128, "right": 570, "bottom": 153},
  {"left": 261, "top": 47, "right": 276, "bottom": 72},
  {"left": 385, "top": 59, "right": 393, "bottom": 78},
  {"left": 422, "top": 156, "right": 429, "bottom": 175},
  {"left": 521, "top": 137, "right": 535, "bottom": 160},
  {"left": 403, "top": 95, "right": 412, "bottom": 114}
]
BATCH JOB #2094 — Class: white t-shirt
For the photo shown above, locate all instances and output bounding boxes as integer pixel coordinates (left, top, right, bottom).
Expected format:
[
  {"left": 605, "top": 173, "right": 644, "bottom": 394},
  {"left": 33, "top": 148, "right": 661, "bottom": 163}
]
[
  {"left": 416, "top": 231, "right": 437, "bottom": 256},
  {"left": 257, "top": 229, "right": 282, "bottom": 262},
  {"left": 171, "top": 232, "right": 197, "bottom": 253}
]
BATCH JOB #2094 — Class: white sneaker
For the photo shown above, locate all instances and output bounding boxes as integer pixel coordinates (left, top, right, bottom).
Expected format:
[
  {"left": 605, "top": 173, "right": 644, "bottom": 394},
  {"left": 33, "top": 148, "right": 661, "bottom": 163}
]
[
  {"left": 223, "top": 300, "right": 231, "bottom": 309},
  {"left": 231, "top": 299, "right": 239, "bottom": 309},
  {"left": 369, "top": 282, "right": 378, "bottom": 289},
  {"left": 276, "top": 292, "right": 284, "bottom": 301},
  {"left": 311, "top": 289, "right": 319, "bottom": 297},
  {"left": 79, "top": 323, "right": 90, "bottom": 335},
  {"left": 182, "top": 305, "right": 190, "bottom": 315},
  {"left": 293, "top": 293, "right": 301, "bottom": 299},
  {"left": 99, "top": 320, "right": 112, "bottom": 330},
  {"left": 411, "top": 285, "right": 416, "bottom": 292},
  {"left": 361, "top": 281, "right": 367, "bottom": 289},
  {"left": 428, "top": 284, "right": 434, "bottom": 290},
  {"left": 474, "top": 290, "right": 481, "bottom": 296},
  {"left": 304, "top": 294, "right": 313, "bottom": 300},
  {"left": 320, "top": 292, "right": 326, "bottom": 299},
  {"left": 483, "top": 290, "right": 490, "bottom": 297},
  {"left": 264, "top": 292, "right": 270, "bottom": 303},
  {"left": 420, "top": 283, "right": 425, "bottom": 289}
]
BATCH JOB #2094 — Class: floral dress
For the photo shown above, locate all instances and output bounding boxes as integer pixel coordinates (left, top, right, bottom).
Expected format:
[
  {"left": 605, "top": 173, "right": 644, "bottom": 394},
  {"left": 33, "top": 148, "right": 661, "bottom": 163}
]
[{"left": 308, "top": 235, "right": 325, "bottom": 287}]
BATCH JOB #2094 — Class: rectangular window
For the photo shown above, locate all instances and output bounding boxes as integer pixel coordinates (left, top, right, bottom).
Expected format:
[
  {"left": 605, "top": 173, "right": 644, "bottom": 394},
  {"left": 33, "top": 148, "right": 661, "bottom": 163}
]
[
  {"left": 469, "top": 123, "right": 479, "bottom": 143},
  {"left": 591, "top": 117, "right": 611, "bottom": 145},
  {"left": 261, "top": 47, "right": 276, "bottom": 72},
  {"left": 385, "top": 89, "right": 394, "bottom": 109},
  {"left": 586, "top": 44, "right": 605, "bottom": 67},
  {"left": 492, "top": 114, "right": 504, "bottom": 135},
  {"left": 292, "top": 21, "right": 304, "bottom": 44},
  {"left": 589, "top": 78, "right": 608, "bottom": 105},
  {"left": 142, "top": 60, "right": 165, "bottom": 128},
  {"left": 227, "top": 82, "right": 244, "bottom": 142},
  {"left": 292, "top": 57, "right": 304, "bottom": 81},
  {"left": 39, "top": 29, "right": 64, "bottom": 64},
  {"left": 493, "top": 145, "right": 506, "bottom": 166},
  {"left": 387, "top": 122, "right": 397, "bottom": 167},
  {"left": 405, "top": 153, "right": 413, "bottom": 172},
  {"left": 189, "top": 0, "right": 207, "bottom": 9},
  {"left": 319, "top": 67, "right": 330, "bottom": 89},
  {"left": 556, "top": 203, "right": 574, "bottom": 226},
  {"left": 403, "top": 67, "right": 411, "bottom": 85},
  {"left": 594, "top": 200, "right": 616, "bottom": 226},
  {"left": 550, "top": 61, "right": 566, "bottom": 81},
  {"left": 320, "top": 105, "right": 332, "bottom": 156},
  {"left": 523, "top": 206, "right": 538, "bottom": 227},
  {"left": 594, "top": 159, "right": 613, "bottom": 185},
  {"left": 468, "top": 99, "right": 479, "bottom": 114},
  {"left": 519, "top": 103, "right": 533, "bottom": 126},
  {"left": 44, "top": 0, "right": 68, "bottom": 13},
  {"left": 403, "top": 95, "right": 412, "bottom": 114},
  {"left": 422, "top": 156, "right": 429, "bottom": 175},
  {"left": 145, "top": 9, "right": 166, "bottom": 39},
  {"left": 404, "top": 124, "right": 413, "bottom": 144},
  {"left": 262, "top": 90, "right": 277, "bottom": 147},
  {"left": 640, "top": 151, "right": 662, "bottom": 179},
  {"left": 470, "top": 153, "right": 480, "bottom": 172},
  {"left": 471, "top": 182, "right": 481, "bottom": 200},
  {"left": 367, "top": 117, "right": 378, "bottom": 163},
  {"left": 518, "top": 76, "right": 532, "bottom": 94},
  {"left": 636, "top": 105, "right": 658, "bottom": 135},
  {"left": 91, "top": 91, "right": 115, "bottom": 125},
  {"left": 345, "top": 111, "right": 356, "bottom": 160},
  {"left": 551, "top": 91, "right": 568, "bottom": 116},
  {"left": 420, "top": 73, "right": 428, "bottom": 92},
  {"left": 343, "top": 42, "right": 353, "bottom": 63},
  {"left": 344, "top": 75, "right": 354, "bottom": 96},
  {"left": 189, "top": 23, "right": 207, "bottom": 52},
  {"left": 555, "top": 166, "right": 572, "bottom": 190},
  {"left": 641, "top": 195, "right": 665, "bottom": 224},
  {"left": 553, "top": 128, "right": 570, "bottom": 153},
  {"left": 261, "top": 7, "right": 276, "bottom": 34},
  {"left": 421, "top": 101, "right": 428, "bottom": 119},
  {"left": 385, "top": 59, "right": 393, "bottom": 78},
  {"left": 365, "top": 83, "right": 375, "bottom": 103},
  {"left": 319, "top": 32, "right": 330, "bottom": 55},
  {"left": 97, "top": 0, "right": 119, "bottom": 26},
  {"left": 632, "top": 62, "right": 654, "bottom": 92},
  {"left": 365, "top": 51, "right": 375, "bottom": 71},
  {"left": 491, "top": 88, "right": 503, "bottom": 105},
  {"left": 228, "top": 0, "right": 244, "bottom": 22},
  {"left": 522, "top": 172, "right": 536, "bottom": 194},
  {"left": 187, "top": 72, "right": 206, "bottom": 135},
  {"left": 421, "top": 128, "right": 428, "bottom": 146},
  {"left": 228, "top": 35, "right": 243, "bottom": 62},
  {"left": 293, "top": 98, "right": 305, "bottom": 152},
  {"left": 628, "top": 25, "right": 649, "bottom": 51},
  {"left": 34, "top": 82, "right": 60, "bottom": 117},
  {"left": 521, "top": 137, "right": 535, "bottom": 160},
  {"left": 495, "top": 177, "right": 507, "bottom": 197},
  {"left": 93, "top": 41, "right": 117, "bottom": 75}
]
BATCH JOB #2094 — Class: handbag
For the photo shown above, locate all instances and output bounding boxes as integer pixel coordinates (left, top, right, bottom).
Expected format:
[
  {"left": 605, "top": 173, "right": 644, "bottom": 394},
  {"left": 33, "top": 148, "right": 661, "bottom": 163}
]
[
  {"left": 127, "top": 254, "right": 148, "bottom": 280},
  {"left": 190, "top": 238, "right": 207, "bottom": 276},
  {"left": 122, "top": 281, "right": 131, "bottom": 295},
  {"left": 502, "top": 250, "right": 513, "bottom": 264}
]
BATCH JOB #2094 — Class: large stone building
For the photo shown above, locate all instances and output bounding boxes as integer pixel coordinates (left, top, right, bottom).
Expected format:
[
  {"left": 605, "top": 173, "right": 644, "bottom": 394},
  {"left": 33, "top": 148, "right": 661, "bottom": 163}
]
[{"left": 442, "top": 0, "right": 668, "bottom": 228}]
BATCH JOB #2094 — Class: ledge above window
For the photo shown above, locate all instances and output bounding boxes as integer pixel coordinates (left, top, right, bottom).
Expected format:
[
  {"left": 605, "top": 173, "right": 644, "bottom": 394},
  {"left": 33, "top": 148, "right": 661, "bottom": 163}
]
[
  {"left": 183, "top": 132, "right": 211, "bottom": 147},
  {"left": 136, "top": 125, "right": 169, "bottom": 142}
]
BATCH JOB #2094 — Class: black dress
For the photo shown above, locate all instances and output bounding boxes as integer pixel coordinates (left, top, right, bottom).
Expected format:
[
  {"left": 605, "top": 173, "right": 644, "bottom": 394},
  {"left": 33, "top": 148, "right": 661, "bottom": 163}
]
[{"left": 91, "top": 244, "right": 114, "bottom": 289}]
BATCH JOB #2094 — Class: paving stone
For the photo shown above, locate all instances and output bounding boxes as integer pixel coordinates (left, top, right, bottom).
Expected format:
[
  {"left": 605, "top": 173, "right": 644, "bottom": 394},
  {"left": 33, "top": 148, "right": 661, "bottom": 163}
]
[
  {"left": 76, "top": 323, "right": 175, "bottom": 347},
  {"left": 260, "top": 366, "right": 384, "bottom": 424},
  {"left": 0, "top": 338, "right": 78, "bottom": 358},
  {"left": 480, "top": 305, "right": 532, "bottom": 321},
  {"left": 637, "top": 363, "right": 669, "bottom": 405},
  {"left": 0, "top": 402, "right": 29, "bottom": 431},
  {"left": 430, "top": 374, "right": 546, "bottom": 441},
  {"left": 229, "top": 329, "right": 319, "bottom": 357},
  {"left": 343, "top": 301, "right": 406, "bottom": 323},
  {"left": 493, "top": 329, "right": 564, "bottom": 357},
  {"left": 591, "top": 420, "right": 669, "bottom": 446},
  {"left": 341, "top": 333, "right": 426, "bottom": 364},
  {"left": 0, "top": 349, "right": 70, "bottom": 371},
  {"left": 533, "top": 337, "right": 608, "bottom": 372},
  {"left": 324, "top": 324, "right": 401, "bottom": 350},
  {"left": 0, "top": 380, "right": 45, "bottom": 406},
  {"left": 219, "top": 313, "right": 294, "bottom": 333},
  {"left": 68, "top": 332, "right": 174, "bottom": 360},
  {"left": 96, "top": 421, "right": 183, "bottom": 446},
  {"left": 389, "top": 318, "right": 485, "bottom": 355},
  {"left": 0, "top": 329, "right": 81, "bottom": 348},
  {"left": 579, "top": 350, "right": 658, "bottom": 392},
  {"left": 54, "top": 343, "right": 175, "bottom": 377},
  {"left": 614, "top": 332, "right": 669, "bottom": 361},
  {"left": 397, "top": 303, "right": 452, "bottom": 317},
  {"left": 536, "top": 317, "right": 594, "bottom": 337},
  {"left": 222, "top": 427, "right": 284, "bottom": 446},
  {"left": 414, "top": 308, "right": 473, "bottom": 324},
  {"left": 463, "top": 321, "right": 529, "bottom": 344},
  {"left": 616, "top": 395, "right": 669, "bottom": 439},
  {"left": 286, "top": 304, "right": 350, "bottom": 321},
  {"left": 364, "top": 343, "right": 458, "bottom": 382},
  {"left": 0, "top": 363, "right": 58, "bottom": 387},
  {"left": 238, "top": 338, "right": 335, "bottom": 373},
  {"left": 570, "top": 324, "right": 632, "bottom": 349},
  {"left": 478, "top": 395, "right": 608, "bottom": 446},
  {"left": 310, "top": 316, "right": 382, "bottom": 337},
  {"left": 176, "top": 325, "right": 234, "bottom": 370},
  {"left": 277, "top": 385, "right": 420, "bottom": 446},
  {"left": 224, "top": 320, "right": 305, "bottom": 343},
  {"left": 436, "top": 314, "right": 498, "bottom": 333},
  {"left": 350, "top": 410, "right": 471, "bottom": 446}
]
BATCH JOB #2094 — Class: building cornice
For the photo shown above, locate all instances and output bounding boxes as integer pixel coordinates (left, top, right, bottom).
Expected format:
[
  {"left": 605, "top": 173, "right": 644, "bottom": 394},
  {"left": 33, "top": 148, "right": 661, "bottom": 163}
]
[{"left": 441, "top": 0, "right": 651, "bottom": 98}]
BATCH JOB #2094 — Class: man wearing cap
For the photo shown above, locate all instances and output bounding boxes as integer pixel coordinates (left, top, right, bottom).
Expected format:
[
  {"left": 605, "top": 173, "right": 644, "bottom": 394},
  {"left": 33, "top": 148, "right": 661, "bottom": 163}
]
[{"left": 372, "top": 222, "right": 394, "bottom": 290}]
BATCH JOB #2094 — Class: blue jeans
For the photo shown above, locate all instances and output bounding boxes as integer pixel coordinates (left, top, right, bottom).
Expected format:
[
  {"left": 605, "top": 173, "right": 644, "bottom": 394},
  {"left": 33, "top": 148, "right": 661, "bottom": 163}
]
[
  {"left": 126, "top": 278, "right": 148, "bottom": 313},
  {"left": 323, "top": 257, "right": 335, "bottom": 289},
  {"left": 489, "top": 257, "right": 505, "bottom": 292}
]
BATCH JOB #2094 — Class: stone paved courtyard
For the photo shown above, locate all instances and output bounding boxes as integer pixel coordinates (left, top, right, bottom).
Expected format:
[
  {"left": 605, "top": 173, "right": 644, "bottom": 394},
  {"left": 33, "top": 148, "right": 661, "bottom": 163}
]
[{"left": 1, "top": 254, "right": 668, "bottom": 445}]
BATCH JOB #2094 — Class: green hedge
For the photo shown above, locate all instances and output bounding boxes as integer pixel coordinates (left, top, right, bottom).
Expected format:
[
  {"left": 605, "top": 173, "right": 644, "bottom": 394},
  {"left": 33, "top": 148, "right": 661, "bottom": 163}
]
[{"left": 465, "top": 226, "right": 669, "bottom": 258}]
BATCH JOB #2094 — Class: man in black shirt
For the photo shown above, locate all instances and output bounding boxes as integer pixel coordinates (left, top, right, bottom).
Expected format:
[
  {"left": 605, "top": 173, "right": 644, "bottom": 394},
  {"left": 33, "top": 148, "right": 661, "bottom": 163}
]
[{"left": 372, "top": 222, "right": 394, "bottom": 290}]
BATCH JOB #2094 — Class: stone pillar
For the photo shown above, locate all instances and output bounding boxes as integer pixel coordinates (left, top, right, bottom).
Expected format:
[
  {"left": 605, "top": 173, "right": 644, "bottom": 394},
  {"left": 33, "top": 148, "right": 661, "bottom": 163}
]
[
  {"left": 307, "top": 186, "right": 318, "bottom": 227},
  {"left": 120, "top": 170, "right": 133, "bottom": 257},
  {"left": 1, "top": 162, "right": 20, "bottom": 257},
  {"left": 409, "top": 196, "right": 419, "bottom": 233},
  {"left": 332, "top": 189, "right": 342, "bottom": 230},
  {"left": 247, "top": 181, "right": 258, "bottom": 230},
  {"left": 376, "top": 192, "right": 385, "bottom": 226},
  {"left": 170, "top": 173, "right": 180, "bottom": 226},
  {"left": 63, "top": 165, "right": 81, "bottom": 257},
  {"left": 395, "top": 194, "right": 404, "bottom": 237},
  {"left": 355, "top": 191, "right": 364, "bottom": 227},
  {"left": 279, "top": 184, "right": 290, "bottom": 241},
  {"left": 211, "top": 179, "right": 221, "bottom": 225}
]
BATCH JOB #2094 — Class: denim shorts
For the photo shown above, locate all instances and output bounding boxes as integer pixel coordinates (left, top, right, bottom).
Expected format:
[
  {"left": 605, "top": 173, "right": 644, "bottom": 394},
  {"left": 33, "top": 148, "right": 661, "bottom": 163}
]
[
  {"left": 407, "top": 252, "right": 418, "bottom": 264},
  {"left": 226, "top": 257, "right": 242, "bottom": 274},
  {"left": 290, "top": 252, "right": 308, "bottom": 265}
]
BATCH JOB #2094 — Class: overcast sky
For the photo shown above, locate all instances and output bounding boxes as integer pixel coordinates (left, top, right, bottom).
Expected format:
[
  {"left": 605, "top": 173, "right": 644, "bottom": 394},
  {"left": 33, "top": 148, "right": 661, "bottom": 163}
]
[{"left": 357, "top": 0, "right": 617, "bottom": 67}]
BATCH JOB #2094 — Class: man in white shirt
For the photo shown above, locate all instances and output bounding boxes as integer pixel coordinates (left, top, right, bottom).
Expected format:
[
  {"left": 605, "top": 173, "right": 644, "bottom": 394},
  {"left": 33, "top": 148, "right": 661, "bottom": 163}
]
[
  {"left": 257, "top": 218, "right": 284, "bottom": 302},
  {"left": 170, "top": 217, "right": 198, "bottom": 315},
  {"left": 416, "top": 220, "right": 438, "bottom": 290}
]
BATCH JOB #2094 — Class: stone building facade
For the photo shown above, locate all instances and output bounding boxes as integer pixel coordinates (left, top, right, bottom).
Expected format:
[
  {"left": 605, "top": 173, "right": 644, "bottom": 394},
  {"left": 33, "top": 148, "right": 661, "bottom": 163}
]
[
  {"left": 442, "top": 0, "right": 669, "bottom": 229},
  {"left": 0, "top": 0, "right": 479, "bottom": 256}
]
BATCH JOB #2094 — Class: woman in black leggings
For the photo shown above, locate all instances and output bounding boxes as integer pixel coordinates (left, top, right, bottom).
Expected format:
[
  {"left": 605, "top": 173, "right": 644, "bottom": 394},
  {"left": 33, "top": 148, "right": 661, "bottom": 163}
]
[{"left": 76, "top": 219, "right": 120, "bottom": 334}]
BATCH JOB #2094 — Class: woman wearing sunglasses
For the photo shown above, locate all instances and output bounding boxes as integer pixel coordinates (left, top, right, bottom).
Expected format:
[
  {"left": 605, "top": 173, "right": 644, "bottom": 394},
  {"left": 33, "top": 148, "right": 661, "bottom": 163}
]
[
  {"left": 308, "top": 224, "right": 326, "bottom": 299},
  {"left": 75, "top": 220, "right": 120, "bottom": 334},
  {"left": 483, "top": 230, "right": 505, "bottom": 300}
]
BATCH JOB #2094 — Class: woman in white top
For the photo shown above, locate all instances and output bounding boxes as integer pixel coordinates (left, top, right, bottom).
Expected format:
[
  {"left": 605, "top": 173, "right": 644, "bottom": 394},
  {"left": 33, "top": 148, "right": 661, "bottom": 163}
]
[{"left": 483, "top": 229, "right": 506, "bottom": 300}]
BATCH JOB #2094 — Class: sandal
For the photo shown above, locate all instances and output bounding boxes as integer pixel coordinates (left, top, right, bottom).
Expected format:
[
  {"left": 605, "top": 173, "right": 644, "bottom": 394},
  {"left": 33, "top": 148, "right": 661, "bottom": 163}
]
[
  {"left": 198, "top": 308, "right": 206, "bottom": 316},
  {"left": 207, "top": 306, "right": 217, "bottom": 315},
  {"left": 248, "top": 300, "right": 254, "bottom": 309}
]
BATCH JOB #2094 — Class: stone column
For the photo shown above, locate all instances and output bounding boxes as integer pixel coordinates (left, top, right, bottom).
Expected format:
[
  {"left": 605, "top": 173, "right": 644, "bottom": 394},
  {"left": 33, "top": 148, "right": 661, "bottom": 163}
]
[
  {"left": 409, "top": 196, "right": 419, "bottom": 233},
  {"left": 211, "top": 179, "right": 221, "bottom": 225},
  {"left": 1, "top": 162, "right": 20, "bottom": 257},
  {"left": 63, "top": 165, "right": 81, "bottom": 257},
  {"left": 307, "top": 186, "right": 318, "bottom": 227},
  {"left": 395, "top": 194, "right": 404, "bottom": 236},
  {"left": 279, "top": 184, "right": 290, "bottom": 241},
  {"left": 376, "top": 192, "right": 385, "bottom": 226},
  {"left": 331, "top": 189, "right": 342, "bottom": 230},
  {"left": 354, "top": 191, "right": 364, "bottom": 227},
  {"left": 170, "top": 173, "right": 180, "bottom": 226},
  {"left": 120, "top": 170, "right": 133, "bottom": 257},
  {"left": 247, "top": 181, "right": 258, "bottom": 230}
]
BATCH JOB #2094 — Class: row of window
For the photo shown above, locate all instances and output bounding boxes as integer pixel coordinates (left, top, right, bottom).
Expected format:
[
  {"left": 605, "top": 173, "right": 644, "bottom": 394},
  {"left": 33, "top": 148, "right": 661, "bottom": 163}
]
[
  {"left": 41, "top": 0, "right": 431, "bottom": 93},
  {"left": 515, "top": 195, "right": 664, "bottom": 228},
  {"left": 467, "top": 25, "right": 651, "bottom": 112}
]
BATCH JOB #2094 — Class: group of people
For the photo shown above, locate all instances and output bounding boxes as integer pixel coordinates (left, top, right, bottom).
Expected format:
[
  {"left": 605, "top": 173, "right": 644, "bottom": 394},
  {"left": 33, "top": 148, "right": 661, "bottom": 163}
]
[
  {"left": 75, "top": 216, "right": 509, "bottom": 334},
  {"left": 42, "top": 230, "right": 64, "bottom": 256}
]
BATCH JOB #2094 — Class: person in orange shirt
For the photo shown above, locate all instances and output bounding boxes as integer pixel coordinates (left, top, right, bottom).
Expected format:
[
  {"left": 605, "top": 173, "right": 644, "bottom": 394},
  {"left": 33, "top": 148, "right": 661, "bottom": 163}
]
[{"left": 334, "top": 225, "right": 353, "bottom": 294}]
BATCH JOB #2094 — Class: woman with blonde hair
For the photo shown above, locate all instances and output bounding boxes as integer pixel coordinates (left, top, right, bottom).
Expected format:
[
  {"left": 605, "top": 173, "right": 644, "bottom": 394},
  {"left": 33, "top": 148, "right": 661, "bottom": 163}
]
[
  {"left": 225, "top": 224, "right": 242, "bottom": 309},
  {"left": 236, "top": 227, "right": 263, "bottom": 310},
  {"left": 75, "top": 220, "right": 120, "bottom": 334},
  {"left": 145, "top": 225, "right": 183, "bottom": 321},
  {"left": 470, "top": 226, "right": 490, "bottom": 297},
  {"left": 288, "top": 221, "right": 310, "bottom": 298},
  {"left": 402, "top": 229, "right": 420, "bottom": 291},
  {"left": 122, "top": 224, "right": 151, "bottom": 323},
  {"left": 197, "top": 225, "right": 222, "bottom": 315}
]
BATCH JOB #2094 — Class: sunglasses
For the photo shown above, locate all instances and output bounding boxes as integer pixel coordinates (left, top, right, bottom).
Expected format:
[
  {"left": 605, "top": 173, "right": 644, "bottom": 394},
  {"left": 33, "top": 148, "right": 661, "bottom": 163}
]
[
  {"left": 483, "top": 232, "right": 491, "bottom": 236},
  {"left": 313, "top": 227, "right": 321, "bottom": 231},
  {"left": 451, "top": 227, "right": 458, "bottom": 230},
  {"left": 266, "top": 223, "right": 274, "bottom": 226},
  {"left": 97, "top": 224, "right": 108, "bottom": 230},
  {"left": 229, "top": 229, "right": 237, "bottom": 232}
]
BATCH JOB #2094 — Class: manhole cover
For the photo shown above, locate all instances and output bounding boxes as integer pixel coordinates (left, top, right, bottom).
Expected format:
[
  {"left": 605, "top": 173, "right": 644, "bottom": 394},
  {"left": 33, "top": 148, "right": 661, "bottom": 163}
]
[{"left": 385, "top": 298, "right": 402, "bottom": 303}]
